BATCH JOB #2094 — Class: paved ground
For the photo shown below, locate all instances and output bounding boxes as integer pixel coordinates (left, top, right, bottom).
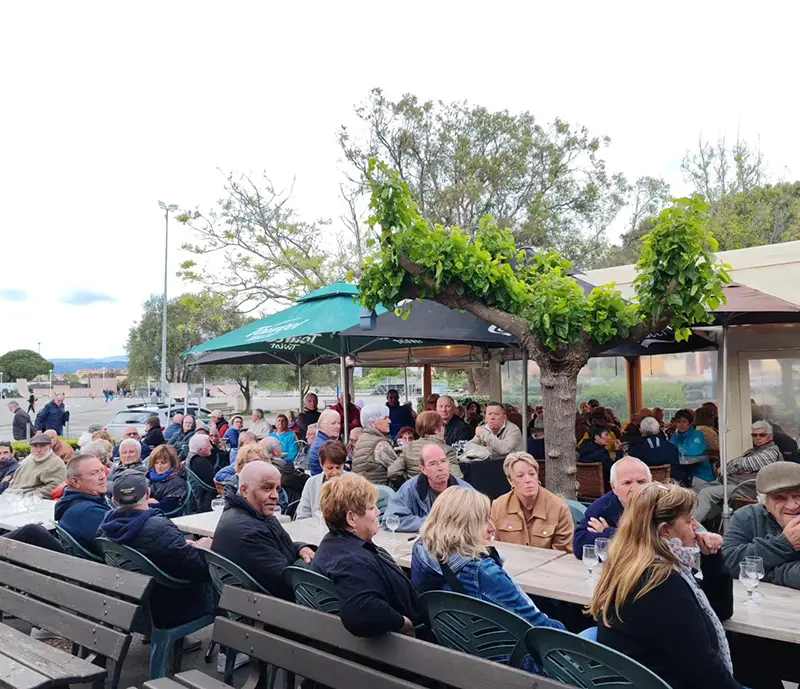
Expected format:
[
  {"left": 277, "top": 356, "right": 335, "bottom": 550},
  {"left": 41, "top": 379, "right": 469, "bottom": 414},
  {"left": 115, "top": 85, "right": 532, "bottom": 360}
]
[{"left": 0, "top": 393, "right": 390, "bottom": 439}]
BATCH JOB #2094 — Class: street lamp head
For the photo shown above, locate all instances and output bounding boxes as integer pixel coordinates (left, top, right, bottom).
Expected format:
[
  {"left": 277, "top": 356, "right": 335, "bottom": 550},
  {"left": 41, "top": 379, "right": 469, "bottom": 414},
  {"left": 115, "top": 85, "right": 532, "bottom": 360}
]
[{"left": 158, "top": 201, "right": 178, "bottom": 212}]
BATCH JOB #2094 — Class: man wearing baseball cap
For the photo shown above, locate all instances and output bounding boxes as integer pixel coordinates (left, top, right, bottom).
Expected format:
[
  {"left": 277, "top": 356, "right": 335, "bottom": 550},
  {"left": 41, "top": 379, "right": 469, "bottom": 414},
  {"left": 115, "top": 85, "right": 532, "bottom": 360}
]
[
  {"left": 723, "top": 461, "right": 800, "bottom": 589},
  {"left": 10, "top": 432, "right": 67, "bottom": 497},
  {"left": 98, "top": 470, "right": 213, "bottom": 628}
]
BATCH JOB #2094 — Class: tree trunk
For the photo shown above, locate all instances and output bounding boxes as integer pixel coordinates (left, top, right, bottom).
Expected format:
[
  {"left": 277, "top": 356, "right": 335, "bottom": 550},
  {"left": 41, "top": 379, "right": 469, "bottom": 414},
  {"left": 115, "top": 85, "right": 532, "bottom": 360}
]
[
  {"left": 467, "top": 367, "right": 490, "bottom": 394},
  {"left": 537, "top": 349, "right": 589, "bottom": 499},
  {"left": 237, "top": 377, "right": 252, "bottom": 411}
]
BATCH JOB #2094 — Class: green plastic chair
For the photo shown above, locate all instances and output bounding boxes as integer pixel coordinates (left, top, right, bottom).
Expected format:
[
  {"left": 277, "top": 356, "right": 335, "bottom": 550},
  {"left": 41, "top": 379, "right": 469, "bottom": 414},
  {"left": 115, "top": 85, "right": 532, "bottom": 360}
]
[
  {"left": 54, "top": 523, "right": 103, "bottom": 563},
  {"left": 161, "top": 482, "right": 193, "bottom": 518},
  {"left": 96, "top": 538, "right": 214, "bottom": 680},
  {"left": 525, "top": 627, "right": 672, "bottom": 688},
  {"left": 285, "top": 566, "right": 340, "bottom": 614},
  {"left": 185, "top": 469, "right": 217, "bottom": 514},
  {"left": 418, "top": 590, "right": 534, "bottom": 669},
  {"left": 564, "top": 499, "right": 588, "bottom": 526}
]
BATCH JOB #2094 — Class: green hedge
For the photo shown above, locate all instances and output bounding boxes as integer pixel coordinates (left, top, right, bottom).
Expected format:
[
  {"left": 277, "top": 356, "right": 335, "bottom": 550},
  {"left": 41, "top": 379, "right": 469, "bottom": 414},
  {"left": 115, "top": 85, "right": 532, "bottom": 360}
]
[{"left": 12, "top": 438, "right": 80, "bottom": 459}]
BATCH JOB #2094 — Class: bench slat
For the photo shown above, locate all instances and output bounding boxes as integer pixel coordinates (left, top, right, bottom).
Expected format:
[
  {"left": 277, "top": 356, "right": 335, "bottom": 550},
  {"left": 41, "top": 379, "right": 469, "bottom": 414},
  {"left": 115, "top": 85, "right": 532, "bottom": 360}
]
[
  {"left": 142, "top": 679, "right": 189, "bottom": 689},
  {"left": 0, "top": 540, "right": 151, "bottom": 601},
  {"left": 219, "top": 587, "right": 550, "bottom": 689},
  {"left": 174, "top": 670, "right": 232, "bottom": 689},
  {"left": 212, "top": 617, "right": 425, "bottom": 689},
  {"left": 0, "top": 622, "right": 106, "bottom": 684},
  {"left": 0, "top": 560, "right": 143, "bottom": 631},
  {"left": 0, "top": 587, "right": 130, "bottom": 662},
  {"left": 0, "top": 654, "right": 49, "bottom": 689}
]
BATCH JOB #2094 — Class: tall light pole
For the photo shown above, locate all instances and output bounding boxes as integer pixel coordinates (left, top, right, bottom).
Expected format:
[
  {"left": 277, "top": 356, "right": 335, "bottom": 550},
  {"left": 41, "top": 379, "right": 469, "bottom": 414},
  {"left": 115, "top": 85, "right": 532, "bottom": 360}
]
[{"left": 158, "top": 201, "right": 178, "bottom": 402}]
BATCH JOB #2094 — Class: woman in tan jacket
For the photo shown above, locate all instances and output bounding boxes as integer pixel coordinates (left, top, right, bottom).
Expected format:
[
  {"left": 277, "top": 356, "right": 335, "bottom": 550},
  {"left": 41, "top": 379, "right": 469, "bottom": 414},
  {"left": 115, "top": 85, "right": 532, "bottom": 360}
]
[
  {"left": 387, "top": 411, "right": 463, "bottom": 484},
  {"left": 490, "top": 452, "right": 573, "bottom": 552}
]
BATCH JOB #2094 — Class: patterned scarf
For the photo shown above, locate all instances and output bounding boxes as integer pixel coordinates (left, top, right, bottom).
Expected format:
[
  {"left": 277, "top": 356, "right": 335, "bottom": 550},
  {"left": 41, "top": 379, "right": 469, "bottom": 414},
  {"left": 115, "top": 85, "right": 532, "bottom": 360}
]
[{"left": 665, "top": 538, "right": 733, "bottom": 674}]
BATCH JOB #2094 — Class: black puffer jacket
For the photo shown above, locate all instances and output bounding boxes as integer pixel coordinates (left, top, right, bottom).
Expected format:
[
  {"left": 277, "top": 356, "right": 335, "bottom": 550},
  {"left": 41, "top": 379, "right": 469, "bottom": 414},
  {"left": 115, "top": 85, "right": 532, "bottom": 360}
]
[
  {"left": 146, "top": 470, "right": 188, "bottom": 515},
  {"left": 211, "top": 492, "right": 311, "bottom": 600},
  {"left": 98, "top": 507, "right": 210, "bottom": 627}
]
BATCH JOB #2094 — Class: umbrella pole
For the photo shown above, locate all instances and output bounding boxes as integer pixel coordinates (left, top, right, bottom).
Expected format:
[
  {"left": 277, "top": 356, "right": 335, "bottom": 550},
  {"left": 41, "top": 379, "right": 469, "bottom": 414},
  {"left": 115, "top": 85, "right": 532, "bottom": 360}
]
[
  {"left": 297, "top": 364, "right": 303, "bottom": 411},
  {"left": 403, "top": 368, "right": 409, "bottom": 404},
  {"left": 720, "top": 324, "right": 731, "bottom": 531},
  {"left": 339, "top": 353, "right": 349, "bottom": 444},
  {"left": 521, "top": 349, "right": 529, "bottom": 442}
]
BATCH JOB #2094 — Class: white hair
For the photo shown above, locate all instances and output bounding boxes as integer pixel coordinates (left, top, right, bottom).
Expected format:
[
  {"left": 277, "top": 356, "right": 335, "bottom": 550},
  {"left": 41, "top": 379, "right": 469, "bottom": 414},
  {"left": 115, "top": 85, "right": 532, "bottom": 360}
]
[
  {"left": 119, "top": 438, "right": 142, "bottom": 455},
  {"left": 757, "top": 492, "right": 767, "bottom": 505},
  {"left": 752, "top": 420, "right": 773, "bottom": 435},
  {"left": 262, "top": 436, "right": 282, "bottom": 456},
  {"left": 639, "top": 416, "right": 660, "bottom": 436},
  {"left": 361, "top": 403, "right": 389, "bottom": 430},
  {"left": 188, "top": 434, "right": 210, "bottom": 453},
  {"left": 610, "top": 456, "right": 652, "bottom": 486}
]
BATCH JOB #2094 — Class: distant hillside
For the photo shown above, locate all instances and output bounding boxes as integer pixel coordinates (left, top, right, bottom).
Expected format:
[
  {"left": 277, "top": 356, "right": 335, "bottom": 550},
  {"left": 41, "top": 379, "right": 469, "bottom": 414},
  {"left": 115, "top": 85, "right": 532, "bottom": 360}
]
[{"left": 49, "top": 356, "right": 129, "bottom": 375}]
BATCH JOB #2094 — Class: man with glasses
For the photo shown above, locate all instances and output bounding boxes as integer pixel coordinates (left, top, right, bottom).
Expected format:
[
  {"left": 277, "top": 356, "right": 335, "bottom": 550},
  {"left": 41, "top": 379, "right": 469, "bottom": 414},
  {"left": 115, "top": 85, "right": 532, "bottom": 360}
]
[
  {"left": 694, "top": 420, "right": 783, "bottom": 523},
  {"left": 111, "top": 426, "right": 151, "bottom": 461}
]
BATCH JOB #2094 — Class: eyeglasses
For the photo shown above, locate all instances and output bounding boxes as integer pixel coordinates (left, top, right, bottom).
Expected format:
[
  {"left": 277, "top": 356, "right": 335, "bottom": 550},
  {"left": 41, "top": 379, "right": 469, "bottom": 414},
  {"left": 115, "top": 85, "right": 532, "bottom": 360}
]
[{"left": 752, "top": 433, "right": 770, "bottom": 438}]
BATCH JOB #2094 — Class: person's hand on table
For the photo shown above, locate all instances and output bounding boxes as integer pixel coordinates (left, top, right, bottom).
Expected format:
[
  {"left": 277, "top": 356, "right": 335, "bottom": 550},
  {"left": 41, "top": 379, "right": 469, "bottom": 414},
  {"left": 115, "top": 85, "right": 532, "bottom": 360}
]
[
  {"left": 190, "top": 537, "right": 213, "bottom": 550},
  {"left": 782, "top": 515, "right": 800, "bottom": 550},
  {"left": 1, "top": 476, "right": 12, "bottom": 484},
  {"left": 400, "top": 616, "right": 415, "bottom": 637},
  {"left": 298, "top": 546, "right": 315, "bottom": 563},
  {"left": 587, "top": 517, "right": 609, "bottom": 534},
  {"left": 695, "top": 530, "right": 722, "bottom": 555},
  {"left": 147, "top": 498, "right": 158, "bottom": 505}
]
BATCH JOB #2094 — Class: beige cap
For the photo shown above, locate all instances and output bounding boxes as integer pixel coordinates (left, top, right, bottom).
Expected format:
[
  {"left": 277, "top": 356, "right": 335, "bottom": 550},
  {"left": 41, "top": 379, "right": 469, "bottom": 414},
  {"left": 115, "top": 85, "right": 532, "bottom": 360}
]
[{"left": 756, "top": 461, "right": 800, "bottom": 495}]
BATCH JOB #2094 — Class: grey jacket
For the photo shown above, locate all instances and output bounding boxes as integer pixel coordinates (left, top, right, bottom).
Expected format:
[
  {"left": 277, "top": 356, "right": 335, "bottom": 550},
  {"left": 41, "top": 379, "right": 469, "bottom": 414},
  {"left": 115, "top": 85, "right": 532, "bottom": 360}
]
[
  {"left": 388, "top": 437, "right": 462, "bottom": 483},
  {"left": 728, "top": 441, "right": 782, "bottom": 475},
  {"left": 12, "top": 407, "right": 34, "bottom": 441},
  {"left": 722, "top": 503, "right": 800, "bottom": 589},
  {"left": 465, "top": 422, "right": 524, "bottom": 458},
  {"left": 351, "top": 428, "right": 397, "bottom": 486},
  {"left": 383, "top": 473, "right": 472, "bottom": 533}
]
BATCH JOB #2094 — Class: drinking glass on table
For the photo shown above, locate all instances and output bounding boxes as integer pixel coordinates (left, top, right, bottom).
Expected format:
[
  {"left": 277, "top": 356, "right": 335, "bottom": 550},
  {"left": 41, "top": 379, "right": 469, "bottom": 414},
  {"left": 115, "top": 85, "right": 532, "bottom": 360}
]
[
  {"left": 595, "top": 538, "right": 610, "bottom": 564},
  {"left": 385, "top": 513, "right": 400, "bottom": 551},
  {"left": 744, "top": 556, "right": 765, "bottom": 598},
  {"left": 583, "top": 544, "right": 599, "bottom": 580},
  {"left": 313, "top": 507, "right": 325, "bottom": 539},
  {"left": 211, "top": 498, "right": 225, "bottom": 512},
  {"left": 740, "top": 561, "right": 760, "bottom": 603}
]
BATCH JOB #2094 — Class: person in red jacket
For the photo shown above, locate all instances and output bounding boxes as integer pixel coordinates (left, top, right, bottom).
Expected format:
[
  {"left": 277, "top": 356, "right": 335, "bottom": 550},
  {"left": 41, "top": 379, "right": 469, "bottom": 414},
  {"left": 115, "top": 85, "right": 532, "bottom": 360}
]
[{"left": 331, "top": 393, "right": 361, "bottom": 434}]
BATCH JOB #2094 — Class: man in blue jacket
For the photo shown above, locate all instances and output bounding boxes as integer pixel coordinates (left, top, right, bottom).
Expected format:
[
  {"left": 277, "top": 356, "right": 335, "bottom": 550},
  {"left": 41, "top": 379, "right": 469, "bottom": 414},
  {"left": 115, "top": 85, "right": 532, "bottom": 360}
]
[
  {"left": 384, "top": 444, "right": 472, "bottom": 532},
  {"left": 98, "top": 470, "right": 213, "bottom": 628},
  {"left": 573, "top": 456, "right": 651, "bottom": 559},
  {"left": 308, "top": 410, "right": 341, "bottom": 475},
  {"left": 163, "top": 413, "right": 184, "bottom": 442},
  {"left": 35, "top": 393, "right": 69, "bottom": 436},
  {"left": 54, "top": 454, "right": 110, "bottom": 554}
]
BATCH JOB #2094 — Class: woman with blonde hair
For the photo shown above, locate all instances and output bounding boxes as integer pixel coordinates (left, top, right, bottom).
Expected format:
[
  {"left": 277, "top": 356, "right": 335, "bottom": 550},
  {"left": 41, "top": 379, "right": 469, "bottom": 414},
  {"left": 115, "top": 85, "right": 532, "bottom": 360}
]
[
  {"left": 590, "top": 482, "right": 741, "bottom": 689},
  {"left": 411, "top": 486, "right": 563, "bottom": 670},
  {"left": 311, "top": 473, "right": 421, "bottom": 637}
]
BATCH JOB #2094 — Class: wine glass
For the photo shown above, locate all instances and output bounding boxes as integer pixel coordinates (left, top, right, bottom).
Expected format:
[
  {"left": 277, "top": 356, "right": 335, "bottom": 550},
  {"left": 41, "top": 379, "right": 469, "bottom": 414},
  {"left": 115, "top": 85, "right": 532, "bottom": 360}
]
[
  {"left": 385, "top": 513, "right": 400, "bottom": 551},
  {"left": 211, "top": 498, "right": 225, "bottom": 512},
  {"left": 745, "top": 556, "right": 765, "bottom": 598},
  {"left": 313, "top": 507, "right": 325, "bottom": 539},
  {"left": 595, "top": 538, "right": 610, "bottom": 564},
  {"left": 583, "top": 545, "right": 599, "bottom": 580},
  {"left": 740, "top": 561, "right": 760, "bottom": 604}
]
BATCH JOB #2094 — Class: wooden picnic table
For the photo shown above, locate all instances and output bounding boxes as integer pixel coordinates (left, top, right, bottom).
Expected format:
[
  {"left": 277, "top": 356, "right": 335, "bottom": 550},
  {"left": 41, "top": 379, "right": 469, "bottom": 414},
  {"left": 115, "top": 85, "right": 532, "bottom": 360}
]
[
  {"left": 171, "top": 509, "right": 290, "bottom": 537},
  {"left": 515, "top": 552, "right": 800, "bottom": 644},
  {"left": 0, "top": 620, "right": 106, "bottom": 689}
]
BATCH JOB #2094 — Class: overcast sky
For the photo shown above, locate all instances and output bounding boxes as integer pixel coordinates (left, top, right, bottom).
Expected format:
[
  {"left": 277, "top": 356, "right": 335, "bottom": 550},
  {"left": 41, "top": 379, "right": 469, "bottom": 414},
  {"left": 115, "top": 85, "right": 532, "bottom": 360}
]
[{"left": 2, "top": 1, "right": 798, "bottom": 359}]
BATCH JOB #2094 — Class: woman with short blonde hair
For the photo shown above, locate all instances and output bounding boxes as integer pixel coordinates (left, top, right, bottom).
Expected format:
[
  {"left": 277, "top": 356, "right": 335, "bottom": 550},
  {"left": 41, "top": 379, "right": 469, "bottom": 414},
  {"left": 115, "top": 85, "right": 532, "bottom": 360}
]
[
  {"left": 492, "top": 451, "right": 573, "bottom": 552},
  {"left": 235, "top": 444, "right": 267, "bottom": 474},
  {"left": 311, "top": 473, "right": 421, "bottom": 638},
  {"left": 589, "top": 483, "right": 740, "bottom": 689},
  {"left": 411, "top": 486, "right": 563, "bottom": 672}
]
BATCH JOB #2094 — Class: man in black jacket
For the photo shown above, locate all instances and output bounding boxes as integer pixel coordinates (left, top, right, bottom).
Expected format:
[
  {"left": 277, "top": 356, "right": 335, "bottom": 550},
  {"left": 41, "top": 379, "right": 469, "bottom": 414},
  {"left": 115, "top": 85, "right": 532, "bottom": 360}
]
[
  {"left": 436, "top": 395, "right": 474, "bottom": 447},
  {"left": 98, "top": 470, "right": 213, "bottom": 628},
  {"left": 578, "top": 425, "right": 615, "bottom": 492},
  {"left": 296, "top": 393, "right": 321, "bottom": 441},
  {"left": 211, "top": 461, "right": 314, "bottom": 599},
  {"left": 628, "top": 416, "right": 686, "bottom": 484},
  {"left": 8, "top": 401, "right": 34, "bottom": 441}
]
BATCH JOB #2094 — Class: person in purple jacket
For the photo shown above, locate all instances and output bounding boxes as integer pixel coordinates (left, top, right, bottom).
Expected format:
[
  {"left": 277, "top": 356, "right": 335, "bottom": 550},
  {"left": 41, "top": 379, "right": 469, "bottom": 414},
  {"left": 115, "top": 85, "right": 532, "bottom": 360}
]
[{"left": 574, "top": 456, "right": 652, "bottom": 558}]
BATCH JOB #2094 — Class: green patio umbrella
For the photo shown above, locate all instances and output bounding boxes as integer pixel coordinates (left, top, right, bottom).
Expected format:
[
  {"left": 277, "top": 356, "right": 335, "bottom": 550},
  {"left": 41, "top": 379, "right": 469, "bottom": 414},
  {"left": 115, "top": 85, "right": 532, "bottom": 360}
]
[{"left": 184, "top": 282, "right": 387, "bottom": 359}]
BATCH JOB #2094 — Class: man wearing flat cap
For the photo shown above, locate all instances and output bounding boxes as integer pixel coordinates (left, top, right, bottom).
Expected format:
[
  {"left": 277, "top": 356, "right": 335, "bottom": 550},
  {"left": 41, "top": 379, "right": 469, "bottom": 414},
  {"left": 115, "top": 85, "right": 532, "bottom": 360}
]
[{"left": 723, "top": 461, "right": 800, "bottom": 589}]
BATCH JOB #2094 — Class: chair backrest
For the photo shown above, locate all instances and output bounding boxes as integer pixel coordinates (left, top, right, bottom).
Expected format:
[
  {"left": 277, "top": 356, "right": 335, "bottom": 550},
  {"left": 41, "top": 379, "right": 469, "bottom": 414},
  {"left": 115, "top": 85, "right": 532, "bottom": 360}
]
[
  {"left": 649, "top": 464, "right": 671, "bottom": 484},
  {"left": 186, "top": 468, "right": 216, "bottom": 496},
  {"left": 97, "top": 537, "right": 193, "bottom": 588},
  {"left": 577, "top": 463, "right": 604, "bottom": 501},
  {"left": 162, "top": 481, "right": 193, "bottom": 517},
  {"left": 418, "top": 590, "right": 533, "bottom": 669},
  {"left": 564, "top": 499, "right": 587, "bottom": 526},
  {"left": 525, "top": 627, "right": 671, "bottom": 688},
  {"left": 216, "top": 586, "right": 562, "bottom": 689},
  {"left": 729, "top": 478, "right": 758, "bottom": 510},
  {"left": 285, "top": 565, "right": 340, "bottom": 614},
  {"left": 377, "top": 484, "right": 395, "bottom": 517},
  {"left": 204, "top": 549, "right": 268, "bottom": 596},
  {"left": 54, "top": 523, "right": 103, "bottom": 562},
  {"left": 538, "top": 462, "right": 546, "bottom": 489}
]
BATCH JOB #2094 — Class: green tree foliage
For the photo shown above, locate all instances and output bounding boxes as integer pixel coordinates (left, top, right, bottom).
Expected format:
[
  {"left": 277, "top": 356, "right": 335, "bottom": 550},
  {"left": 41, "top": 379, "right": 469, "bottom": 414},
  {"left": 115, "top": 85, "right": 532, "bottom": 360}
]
[
  {"left": 357, "top": 161, "right": 730, "bottom": 496},
  {"left": 0, "top": 349, "right": 53, "bottom": 381},
  {"left": 340, "top": 89, "right": 632, "bottom": 268},
  {"left": 178, "top": 172, "right": 365, "bottom": 312}
]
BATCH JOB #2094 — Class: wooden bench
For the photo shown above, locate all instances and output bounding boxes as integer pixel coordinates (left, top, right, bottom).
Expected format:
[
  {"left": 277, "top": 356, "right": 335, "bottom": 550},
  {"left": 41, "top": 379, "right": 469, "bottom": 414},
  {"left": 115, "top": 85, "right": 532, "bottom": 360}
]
[
  {"left": 132, "top": 585, "right": 570, "bottom": 689},
  {"left": 0, "top": 620, "right": 107, "bottom": 689},
  {"left": 0, "top": 539, "right": 153, "bottom": 689}
]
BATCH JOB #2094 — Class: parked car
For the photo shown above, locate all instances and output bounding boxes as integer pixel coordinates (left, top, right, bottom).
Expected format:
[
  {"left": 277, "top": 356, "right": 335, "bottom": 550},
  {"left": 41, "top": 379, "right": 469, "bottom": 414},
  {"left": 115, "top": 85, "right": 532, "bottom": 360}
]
[{"left": 105, "top": 405, "right": 212, "bottom": 437}]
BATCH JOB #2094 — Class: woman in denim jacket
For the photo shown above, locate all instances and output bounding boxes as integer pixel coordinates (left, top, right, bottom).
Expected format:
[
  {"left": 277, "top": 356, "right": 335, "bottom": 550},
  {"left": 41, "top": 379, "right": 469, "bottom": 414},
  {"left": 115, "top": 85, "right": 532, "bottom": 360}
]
[{"left": 411, "top": 486, "right": 564, "bottom": 672}]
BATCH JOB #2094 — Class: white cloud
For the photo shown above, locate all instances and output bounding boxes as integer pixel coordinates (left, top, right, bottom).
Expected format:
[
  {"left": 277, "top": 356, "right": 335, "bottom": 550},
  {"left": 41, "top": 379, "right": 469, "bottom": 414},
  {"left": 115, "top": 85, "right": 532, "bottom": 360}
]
[{"left": 1, "top": 0, "right": 798, "bottom": 358}]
